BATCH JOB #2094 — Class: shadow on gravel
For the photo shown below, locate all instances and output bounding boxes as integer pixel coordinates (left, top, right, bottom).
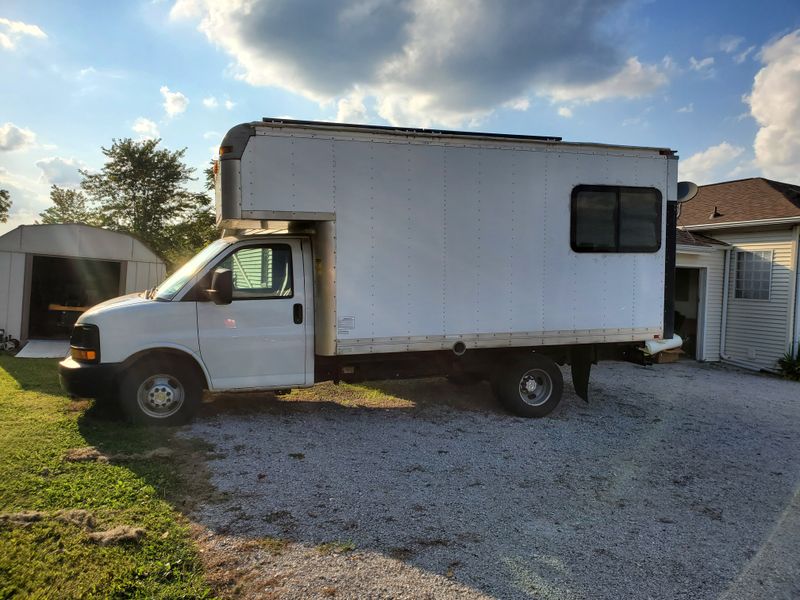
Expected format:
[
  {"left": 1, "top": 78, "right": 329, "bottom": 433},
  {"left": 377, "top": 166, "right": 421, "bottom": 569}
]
[
  {"left": 69, "top": 361, "right": 800, "bottom": 599},
  {"left": 198, "top": 376, "right": 507, "bottom": 419}
]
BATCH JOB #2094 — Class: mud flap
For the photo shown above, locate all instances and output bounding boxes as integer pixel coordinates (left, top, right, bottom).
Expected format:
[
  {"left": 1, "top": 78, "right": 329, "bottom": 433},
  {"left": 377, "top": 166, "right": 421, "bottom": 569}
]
[{"left": 570, "top": 345, "right": 593, "bottom": 402}]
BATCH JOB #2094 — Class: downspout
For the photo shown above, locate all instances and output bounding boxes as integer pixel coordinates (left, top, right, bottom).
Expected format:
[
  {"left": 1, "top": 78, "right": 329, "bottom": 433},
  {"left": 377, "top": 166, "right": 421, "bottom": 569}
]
[
  {"left": 794, "top": 226, "right": 800, "bottom": 356},
  {"left": 720, "top": 247, "right": 732, "bottom": 361}
]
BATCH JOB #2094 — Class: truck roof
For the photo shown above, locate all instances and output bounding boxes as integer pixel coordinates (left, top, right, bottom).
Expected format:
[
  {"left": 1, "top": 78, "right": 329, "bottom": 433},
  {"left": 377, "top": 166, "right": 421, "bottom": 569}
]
[
  {"left": 257, "top": 117, "right": 676, "bottom": 156},
  {"left": 219, "top": 118, "right": 677, "bottom": 161}
]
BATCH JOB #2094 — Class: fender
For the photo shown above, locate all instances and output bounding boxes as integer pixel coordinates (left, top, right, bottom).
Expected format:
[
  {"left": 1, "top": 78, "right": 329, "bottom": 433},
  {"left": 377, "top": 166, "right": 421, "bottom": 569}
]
[{"left": 121, "top": 343, "right": 213, "bottom": 390}]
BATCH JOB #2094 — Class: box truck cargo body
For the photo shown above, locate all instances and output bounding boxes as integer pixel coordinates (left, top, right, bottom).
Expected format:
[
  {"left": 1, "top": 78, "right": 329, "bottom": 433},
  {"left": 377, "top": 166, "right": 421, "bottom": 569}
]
[{"left": 59, "top": 119, "right": 683, "bottom": 424}]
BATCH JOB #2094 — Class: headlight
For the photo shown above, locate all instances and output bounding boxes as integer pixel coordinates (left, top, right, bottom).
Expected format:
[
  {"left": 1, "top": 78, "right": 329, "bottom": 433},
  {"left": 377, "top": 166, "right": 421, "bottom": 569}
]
[{"left": 70, "top": 324, "right": 100, "bottom": 363}]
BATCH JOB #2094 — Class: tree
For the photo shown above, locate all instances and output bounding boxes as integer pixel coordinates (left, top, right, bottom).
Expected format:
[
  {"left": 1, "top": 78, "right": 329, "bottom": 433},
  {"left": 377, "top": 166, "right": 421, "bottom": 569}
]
[
  {"left": 39, "top": 185, "right": 95, "bottom": 225},
  {"left": 80, "top": 138, "right": 218, "bottom": 265},
  {"left": 0, "top": 189, "right": 11, "bottom": 223}
]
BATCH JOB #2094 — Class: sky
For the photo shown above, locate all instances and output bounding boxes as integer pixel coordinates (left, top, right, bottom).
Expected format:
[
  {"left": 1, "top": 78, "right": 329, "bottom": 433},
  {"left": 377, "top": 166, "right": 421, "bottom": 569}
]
[{"left": 1, "top": 0, "right": 800, "bottom": 236}]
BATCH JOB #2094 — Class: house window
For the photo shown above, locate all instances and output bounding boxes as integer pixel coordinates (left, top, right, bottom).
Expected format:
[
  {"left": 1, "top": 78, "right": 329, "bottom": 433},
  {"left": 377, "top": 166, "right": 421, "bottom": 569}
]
[
  {"left": 571, "top": 185, "right": 662, "bottom": 252},
  {"left": 734, "top": 250, "right": 772, "bottom": 300}
]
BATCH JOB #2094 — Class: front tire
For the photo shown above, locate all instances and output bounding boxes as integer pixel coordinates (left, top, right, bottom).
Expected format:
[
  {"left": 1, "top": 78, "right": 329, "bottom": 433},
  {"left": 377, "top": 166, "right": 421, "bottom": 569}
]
[
  {"left": 492, "top": 354, "right": 564, "bottom": 418},
  {"left": 118, "top": 357, "right": 202, "bottom": 426}
]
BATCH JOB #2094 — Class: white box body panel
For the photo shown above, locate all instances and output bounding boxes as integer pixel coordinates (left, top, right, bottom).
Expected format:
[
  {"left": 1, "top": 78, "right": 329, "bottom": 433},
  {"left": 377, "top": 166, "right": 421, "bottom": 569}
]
[{"left": 235, "top": 127, "right": 672, "bottom": 355}]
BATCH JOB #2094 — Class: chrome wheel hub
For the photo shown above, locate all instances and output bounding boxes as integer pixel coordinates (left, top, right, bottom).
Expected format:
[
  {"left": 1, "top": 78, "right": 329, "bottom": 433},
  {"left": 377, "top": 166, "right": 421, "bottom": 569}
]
[
  {"left": 518, "top": 368, "right": 553, "bottom": 407},
  {"left": 137, "top": 374, "right": 184, "bottom": 419}
]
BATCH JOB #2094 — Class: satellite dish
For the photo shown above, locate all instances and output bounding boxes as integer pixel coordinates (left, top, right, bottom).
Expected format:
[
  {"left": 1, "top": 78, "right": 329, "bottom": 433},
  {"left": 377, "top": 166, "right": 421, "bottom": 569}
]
[{"left": 676, "top": 181, "right": 698, "bottom": 203}]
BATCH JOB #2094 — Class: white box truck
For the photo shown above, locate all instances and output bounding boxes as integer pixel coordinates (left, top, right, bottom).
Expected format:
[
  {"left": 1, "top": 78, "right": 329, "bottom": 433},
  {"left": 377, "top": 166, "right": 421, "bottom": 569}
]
[{"left": 59, "top": 118, "right": 689, "bottom": 424}]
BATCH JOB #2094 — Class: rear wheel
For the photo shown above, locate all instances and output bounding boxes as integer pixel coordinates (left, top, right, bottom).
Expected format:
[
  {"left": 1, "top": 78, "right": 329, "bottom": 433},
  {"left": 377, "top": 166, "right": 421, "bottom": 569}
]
[
  {"left": 118, "top": 357, "right": 203, "bottom": 426},
  {"left": 492, "top": 354, "right": 564, "bottom": 418}
]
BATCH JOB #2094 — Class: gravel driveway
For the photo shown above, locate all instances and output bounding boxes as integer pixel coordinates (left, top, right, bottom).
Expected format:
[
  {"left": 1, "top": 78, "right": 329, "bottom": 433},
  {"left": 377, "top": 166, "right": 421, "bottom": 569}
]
[{"left": 181, "top": 360, "right": 800, "bottom": 599}]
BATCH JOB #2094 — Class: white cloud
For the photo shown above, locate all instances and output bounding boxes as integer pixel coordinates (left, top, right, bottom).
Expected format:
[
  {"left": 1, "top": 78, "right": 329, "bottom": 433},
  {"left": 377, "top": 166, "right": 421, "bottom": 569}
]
[
  {"left": 0, "top": 167, "right": 51, "bottom": 234},
  {"left": 734, "top": 45, "right": 755, "bottom": 64},
  {"left": 544, "top": 57, "right": 667, "bottom": 104},
  {"left": 169, "top": 0, "right": 204, "bottom": 20},
  {"left": 503, "top": 97, "right": 530, "bottom": 111},
  {"left": 719, "top": 35, "right": 744, "bottom": 54},
  {"left": 0, "top": 122, "right": 36, "bottom": 151},
  {"left": 224, "top": 99, "right": 235, "bottom": 110},
  {"left": 35, "top": 157, "right": 86, "bottom": 187},
  {"left": 749, "top": 30, "right": 800, "bottom": 181},
  {"left": 336, "top": 89, "right": 368, "bottom": 123},
  {"left": 0, "top": 17, "right": 46, "bottom": 50},
  {"left": 689, "top": 56, "right": 715, "bottom": 78},
  {"left": 172, "top": 0, "right": 668, "bottom": 127},
  {"left": 679, "top": 142, "right": 744, "bottom": 184},
  {"left": 132, "top": 117, "right": 160, "bottom": 139},
  {"left": 203, "top": 130, "right": 220, "bottom": 140},
  {"left": 557, "top": 106, "right": 573, "bottom": 118},
  {"left": 160, "top": 85, "right": 189, "bottom": 117},
  {"left": 202, "top": 96, "right": 218, "bottom": 108},
  {"left": 677, "top": 103, "right": 694, "bottom": 113}
]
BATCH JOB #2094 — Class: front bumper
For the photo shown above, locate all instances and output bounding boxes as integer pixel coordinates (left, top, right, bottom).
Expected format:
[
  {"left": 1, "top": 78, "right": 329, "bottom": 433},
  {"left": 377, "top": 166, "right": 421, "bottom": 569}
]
[{"left": 58, "top": 357, "right": 120, "bottom": 399}]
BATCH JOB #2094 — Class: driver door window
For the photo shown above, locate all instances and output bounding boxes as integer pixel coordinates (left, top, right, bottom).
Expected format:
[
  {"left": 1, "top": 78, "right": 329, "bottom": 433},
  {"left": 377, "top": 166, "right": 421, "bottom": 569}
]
[{"left": 217, "top": 244, "right": 293, "bottom": 299}]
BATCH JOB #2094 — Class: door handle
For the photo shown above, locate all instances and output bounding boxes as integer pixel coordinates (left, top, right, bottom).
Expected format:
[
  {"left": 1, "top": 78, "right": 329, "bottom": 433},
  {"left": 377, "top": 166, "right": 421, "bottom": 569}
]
[{"left": 293, "top": 303, "right": 303, "bottom": 324}]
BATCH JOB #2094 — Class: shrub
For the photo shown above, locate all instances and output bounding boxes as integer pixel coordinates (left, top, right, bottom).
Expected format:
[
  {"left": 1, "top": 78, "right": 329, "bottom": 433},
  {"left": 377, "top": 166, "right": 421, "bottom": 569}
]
[{"left": 778, "top": 351, "right": 800, "bottom": 381}]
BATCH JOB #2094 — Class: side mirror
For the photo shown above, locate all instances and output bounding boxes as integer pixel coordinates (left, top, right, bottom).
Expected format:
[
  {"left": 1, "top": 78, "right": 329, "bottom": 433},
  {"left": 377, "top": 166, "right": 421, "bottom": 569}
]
[{"left": 207, "top": 268, "right": 233, "bottom": 305}]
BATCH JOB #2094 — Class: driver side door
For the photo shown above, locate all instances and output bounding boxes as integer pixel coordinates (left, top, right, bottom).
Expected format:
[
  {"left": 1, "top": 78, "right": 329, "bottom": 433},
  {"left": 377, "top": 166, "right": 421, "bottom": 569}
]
[{"left": 196, "top": 240, "right": 307, "bottom": 390}]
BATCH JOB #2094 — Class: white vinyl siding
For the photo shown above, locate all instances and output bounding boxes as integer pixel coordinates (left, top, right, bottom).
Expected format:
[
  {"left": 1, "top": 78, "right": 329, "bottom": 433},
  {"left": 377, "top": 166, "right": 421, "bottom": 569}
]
[
  {"left": 715, "top": 229, "right": 798, "bottom": 372},
  {"left": 676, "top": 249, "right": 725, "bottom": 361}
]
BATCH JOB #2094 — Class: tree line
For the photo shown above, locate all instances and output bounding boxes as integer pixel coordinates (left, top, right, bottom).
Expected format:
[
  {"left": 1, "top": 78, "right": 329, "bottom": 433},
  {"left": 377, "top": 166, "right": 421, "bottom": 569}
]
[{"left": 1, "top": 138, "right": 219, "bottom": 269}]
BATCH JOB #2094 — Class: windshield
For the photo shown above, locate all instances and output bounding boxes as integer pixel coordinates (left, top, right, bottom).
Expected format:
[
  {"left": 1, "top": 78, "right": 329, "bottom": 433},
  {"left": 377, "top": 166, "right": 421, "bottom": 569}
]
[{"left": 154, "top": 239, "right": 230, "bottom": 301}]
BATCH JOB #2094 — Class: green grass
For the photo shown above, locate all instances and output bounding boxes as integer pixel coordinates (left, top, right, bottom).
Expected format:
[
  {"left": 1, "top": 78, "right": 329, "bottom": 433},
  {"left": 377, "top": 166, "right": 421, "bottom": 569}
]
[{"left": 0, "top": 357, "right": 214, "bottom": 599}]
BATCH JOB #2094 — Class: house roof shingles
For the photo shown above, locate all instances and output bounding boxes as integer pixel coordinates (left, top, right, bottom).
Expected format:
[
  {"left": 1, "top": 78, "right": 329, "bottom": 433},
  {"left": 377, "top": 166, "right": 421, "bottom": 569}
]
[{"left": 677, "top": 177, "right": 800, "bottom": 227}]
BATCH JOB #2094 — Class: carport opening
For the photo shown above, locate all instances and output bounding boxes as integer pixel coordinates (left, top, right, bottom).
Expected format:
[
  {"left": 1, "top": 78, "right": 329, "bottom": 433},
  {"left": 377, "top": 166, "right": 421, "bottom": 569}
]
[
  {"left": 27, "top": 255, "right": 122, "bottom": 339},
  {"left": 674, "top": 267, "right": 700, "bottom": 359}
]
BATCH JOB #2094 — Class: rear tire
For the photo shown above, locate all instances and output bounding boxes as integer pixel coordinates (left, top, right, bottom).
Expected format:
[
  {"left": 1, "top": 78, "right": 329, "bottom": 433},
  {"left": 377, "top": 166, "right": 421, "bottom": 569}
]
[
  {"left": 118, "top": 357, "right": 203, "bottom": 426},
  {"left": 492, "top": 354, "right": 564, "bottom": 418}
]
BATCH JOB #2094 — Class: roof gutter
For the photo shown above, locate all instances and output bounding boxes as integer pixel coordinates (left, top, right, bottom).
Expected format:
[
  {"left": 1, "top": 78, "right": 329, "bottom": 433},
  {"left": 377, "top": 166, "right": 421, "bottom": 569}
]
[
  {"left": 720, "top": 248, "right": 732, "bottom": 362},
  {"left": 682, "top": 216, "right": 800, "bottom": 231},
  {"left": 676, "top": 244, "right": 720, "bottom": 254}
]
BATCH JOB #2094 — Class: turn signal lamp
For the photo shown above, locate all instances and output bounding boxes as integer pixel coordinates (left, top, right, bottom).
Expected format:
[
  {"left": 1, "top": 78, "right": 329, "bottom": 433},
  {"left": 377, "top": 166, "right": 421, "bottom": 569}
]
[
  {"left": 71, "top": 348, "right": 97, "bottom": 362},
  {"left": 219, "top": 145, "right": 233, "bottom": 156}
]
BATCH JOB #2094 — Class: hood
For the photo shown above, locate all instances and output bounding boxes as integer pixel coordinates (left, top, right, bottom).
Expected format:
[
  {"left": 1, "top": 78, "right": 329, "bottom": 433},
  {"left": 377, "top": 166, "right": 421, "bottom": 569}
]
[{"left": 78, "top": 292, "right": 152, "bottom": 322}]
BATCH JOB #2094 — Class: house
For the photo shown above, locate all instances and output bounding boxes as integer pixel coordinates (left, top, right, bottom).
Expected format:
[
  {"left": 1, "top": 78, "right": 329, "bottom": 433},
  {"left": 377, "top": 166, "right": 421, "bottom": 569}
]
[
  {"left": 0, "top": 223, "right": 166, "bottom": 345},
  {"left": 676, "top": 177, "right": 800, "bottom": 372}
]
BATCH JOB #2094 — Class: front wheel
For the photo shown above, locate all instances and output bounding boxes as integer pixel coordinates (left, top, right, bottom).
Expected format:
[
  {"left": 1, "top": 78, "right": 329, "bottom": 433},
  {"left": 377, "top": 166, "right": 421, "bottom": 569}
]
[
  {"left": 118, "top": 358, "right": 202, "bottom": 426},
  {"left": 492, "top": 354, "right": 564, "bottom": 418}
]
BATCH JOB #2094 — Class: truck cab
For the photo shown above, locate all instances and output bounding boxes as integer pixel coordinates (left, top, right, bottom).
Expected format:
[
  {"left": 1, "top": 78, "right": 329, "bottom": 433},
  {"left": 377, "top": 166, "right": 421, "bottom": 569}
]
[{"left": 59, "top": 234, "right": 315, "bottom": 424}]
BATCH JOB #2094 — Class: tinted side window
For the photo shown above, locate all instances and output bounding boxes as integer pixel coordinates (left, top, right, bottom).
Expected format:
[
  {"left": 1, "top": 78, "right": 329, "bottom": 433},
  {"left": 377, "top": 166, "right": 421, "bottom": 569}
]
[
  {"left": 571, "top": 186, "right": 662, "bottom": 253},
  {"left": 218, "top": 244, "right": 293, "bottom": 299},
  {"left": 619, "top": 190, "right": 661, "bottom": 250},
  {"left": 574, "top": 190, "right": 617, "bottom": 251}
]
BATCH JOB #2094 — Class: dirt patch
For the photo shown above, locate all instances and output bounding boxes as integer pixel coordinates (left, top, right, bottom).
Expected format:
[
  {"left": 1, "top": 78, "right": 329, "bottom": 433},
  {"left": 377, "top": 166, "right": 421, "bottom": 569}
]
[
  {"left": 64, "top": 446, "right": 108, "bottom": 463},
  {"left": 87, "top": 525, "right": 146, "bottom": 546},
  {"left": 56, "top": 509, "right": 96, "bottom": 530},
  {"left": 191, "top": 526, "right": 489, "bottom": 600},
  {"left": 63, "top": 446, "right": 174, "bottom": 463},
  {"left": 0, "top": 511, "right": 46, "bottom": 526}
]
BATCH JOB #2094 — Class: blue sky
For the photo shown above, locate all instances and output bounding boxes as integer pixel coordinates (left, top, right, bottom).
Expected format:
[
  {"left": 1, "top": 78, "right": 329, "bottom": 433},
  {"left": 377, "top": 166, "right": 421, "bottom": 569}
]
[{"left": 1, "top": 0, "right": 800, "bottom": 235}]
